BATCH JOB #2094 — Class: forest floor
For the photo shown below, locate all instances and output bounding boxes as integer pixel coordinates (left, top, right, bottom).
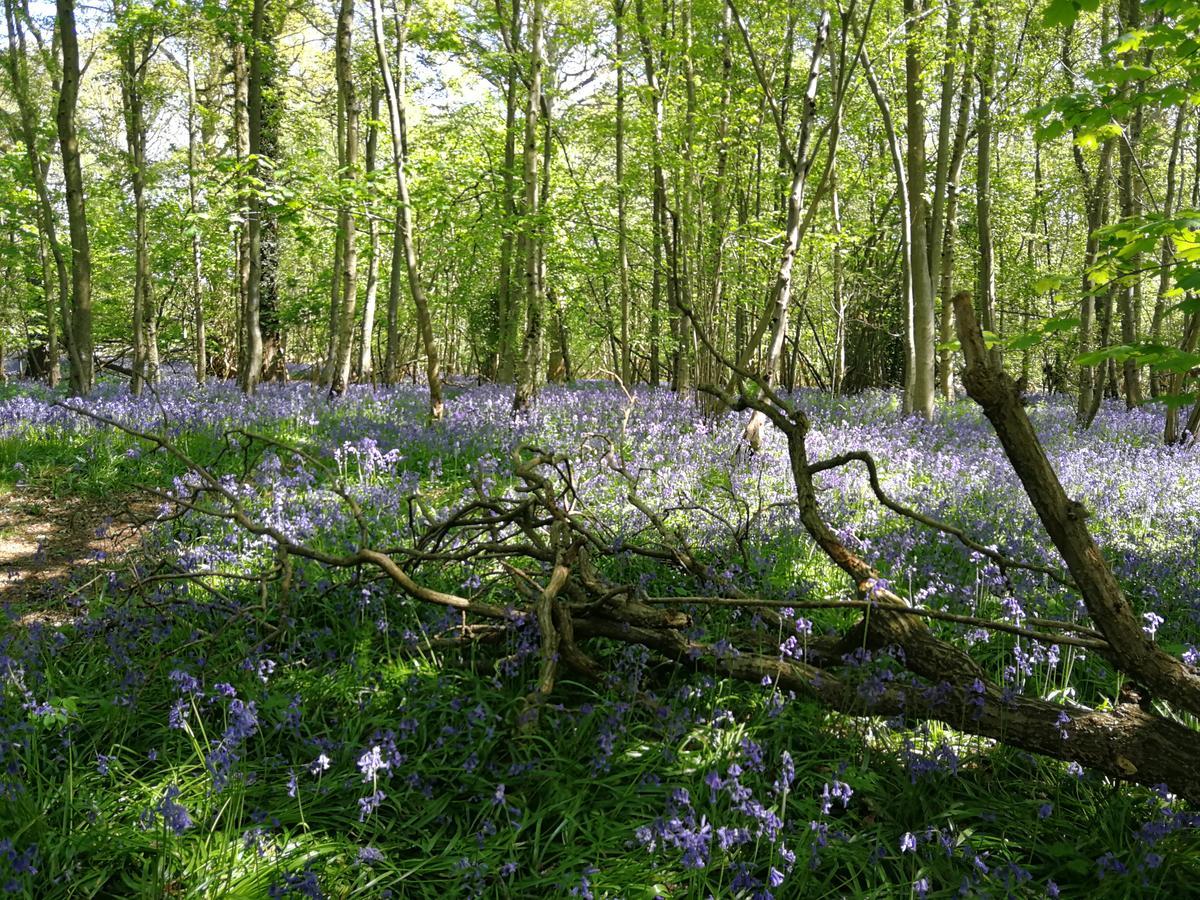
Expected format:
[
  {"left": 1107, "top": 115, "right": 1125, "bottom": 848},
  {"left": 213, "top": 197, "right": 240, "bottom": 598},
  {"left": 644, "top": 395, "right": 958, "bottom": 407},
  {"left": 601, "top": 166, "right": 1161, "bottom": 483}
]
[
  {"left": 0, "top": 487, "right": 150, "bottom": 623},
  {"left": 0, "top": 378, "right": 1196, "bottom": 897}
]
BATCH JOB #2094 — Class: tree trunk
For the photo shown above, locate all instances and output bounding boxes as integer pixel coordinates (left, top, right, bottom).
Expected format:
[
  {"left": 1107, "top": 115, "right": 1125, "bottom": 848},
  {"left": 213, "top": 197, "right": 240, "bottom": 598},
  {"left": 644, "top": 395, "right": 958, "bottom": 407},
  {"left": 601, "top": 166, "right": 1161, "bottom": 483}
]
[
  {"left": 1150, "top": 109, "right": 1184, "bottom": 399},
  {"left": 185, "top": 46, "right": 207, "bottom": 385},
  {"left": 955, "top": 292, "right": 1200, "bottom": 721},
  {"left": 636, "top": 0, "right": 672, "bottom": 394},
  {"left": 831, "top": 173, "right": 846, "bottom": 395},
  {"left": 371, "top": 0, "right": 442, "bottom": 416},
  {"left": 117, "top": 6, "right": 159, "bottom": 395},
  {"left": 1165, "top": 112, "right": 1200, "bottom": 444},
  {"left": 359, "top": 82, "right": 381, "bottom": 381},
  {"left": 928, "top": 0, "right": 960, "bottom": 282},
  {"left": 1116, "top": 0, "right": 1143, "bottom": 408},
  {"left": 512, "top": 0, "right": 546, "bottom": 413},
  {"left": 384, "top": 205, "right": 402, "bottom": 385},
  {"left": 329, "top": 0, "right": 359, "bottom": 397},
  {"left": 233, "top": 37, "right": 253, "bottom": 387},
  {"left": 496, "top": 0, "right": 522, "bottom": 383},
  {"left": 55, "top": 0, "right": 93, "bottom": 395},
  {"left": 741, "top": 11, "right": 830, "bottom": 449},
  {"left": 5, "top": 0, "right": 65, "bottom": 387},
  {"left": 704, "top": 0, "right": 733, "bottom": 393},
  {"left": 937, "top": 5, "right": 976, "bottom": 400},
  {"left": 860, "top": 49, "right": 916, "bottom": 407},
  {"left": 615, "top": 0, "right": 632, "bottom": 386},
  {"left": 256, "top": 0, "right": 284, "bottom": 382},
  {"left": 904, "top": 0, "right": 936, "bottom": 419},
  {"left": 975, "top": 0, "right": 999, "bottom": 370}
]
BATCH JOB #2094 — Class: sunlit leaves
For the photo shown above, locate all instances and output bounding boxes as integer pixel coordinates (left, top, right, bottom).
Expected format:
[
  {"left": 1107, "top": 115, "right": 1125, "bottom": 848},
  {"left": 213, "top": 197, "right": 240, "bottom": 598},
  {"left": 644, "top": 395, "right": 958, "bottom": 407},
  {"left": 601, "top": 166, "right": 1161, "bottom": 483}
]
[
  {"left": 1041, "top": 0, "right": 1100, "bottom": 29},
  {"left": 1076, "top": 343, "right": 1200, "bottom": 378}
]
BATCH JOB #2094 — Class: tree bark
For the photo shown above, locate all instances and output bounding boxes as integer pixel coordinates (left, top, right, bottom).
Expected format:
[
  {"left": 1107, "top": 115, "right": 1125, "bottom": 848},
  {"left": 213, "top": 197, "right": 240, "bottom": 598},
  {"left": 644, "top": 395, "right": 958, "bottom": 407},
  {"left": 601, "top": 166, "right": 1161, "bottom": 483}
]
[
  {"left": 55, "top": 0, "right": 93, "bottom": 395},
  {"left": 184, "top": 45, "right": 207, "bottom": 385},
  {"left": 904, "top": 0, "right": 936, "bottom": 418},
  {"left": 359, "top": 83, "right": 381, "bottom": 381},
  {"left": 954, "top": 292, "right": 1200, "bottom": 720},
  {"left": 512, "top": 0, "right": 546, "bottom": 413},
  {"left": 371, "top": 0, "right": 443, "bottom": 416},
  {"left": 256, "top": 0, "right": 284, "bottom": 382},
  {"left": 704, "top": 0, "right": 734, "bottom": 393},
  {"left": 936, "top": 6, "right": 976, "bottom": 400},
  {"left": 329, "top": 0, "right": 359, "bottom": 397},
  {"left": 615, "top": 0, "right": 632, "bottom": 386},
  {"left": 1150, "top": 109, "right": 1183, "bottom": 400},
  {"left": 1116, "top": 0, "right": 1144, "bottom": 408},
  {"left": 741, "top": 11, "right": 831, "bottom": 449},
  {"left": 493, "top": 0, "right": 522, "bottom": 383},
  {"left": 5, "top": 0, "right": 65, "bottom": 387},
  {"left": 974, "top": 0, "right": 999, "bottom": 370},
  {"left": 233, "top": 36, "right": 253, "bottom": 387}
]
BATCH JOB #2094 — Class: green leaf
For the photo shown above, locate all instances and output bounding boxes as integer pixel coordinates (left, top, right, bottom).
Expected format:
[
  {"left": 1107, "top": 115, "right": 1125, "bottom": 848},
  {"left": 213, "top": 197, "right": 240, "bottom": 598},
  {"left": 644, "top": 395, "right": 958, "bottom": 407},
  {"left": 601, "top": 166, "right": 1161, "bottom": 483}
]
[
  {"left": 1033, "top": 274, "right": 1069, "bottom": 293},
  {"left": 1111, "top": 29, "right": 1148, "bottom": 55},
  {"left": 1043, "top": 0, "right": 1079, "bottom": 28},
  {"left": 1044, "top": 316, "right": 1081, "bottom": 333},
  {"left": 1171, "top": 296, "right": 1200, "bottom": 315},
  {"left": 1009, "top": 332, "right": 1045, "bottom": 351},
  {"left": 1077, "top": 345, "right": 1137, "bottom": 366},
  {"left": 1160, "top": 392, "right": 1198, "bottom": 409}
]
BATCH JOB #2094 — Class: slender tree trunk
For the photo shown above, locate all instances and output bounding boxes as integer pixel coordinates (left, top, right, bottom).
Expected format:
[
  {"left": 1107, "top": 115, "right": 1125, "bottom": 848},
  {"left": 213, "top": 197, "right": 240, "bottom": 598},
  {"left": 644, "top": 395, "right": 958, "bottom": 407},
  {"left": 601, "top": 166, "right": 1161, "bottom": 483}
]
[
  {"left": 636, "top": 0, "right": 676, "bottom": 393},
  {"left": 928, "top": 0, "right": 960, "bottom": 281},
  {"left": 705, "top": 0, "right": 734, "bottom": 393},
  {"left": 359, "top": 83, "right": 381, "bottom": 381},
  {"left": 185, "top": 46, "right": 207, "bottom": 385},
  {"left": 256, "top": 0, "right": 284, "bottom": 381},
  {"left": 512, "top": 0, "right": 546, "bottom": 412},
  {"left": 649, "top": 181, "right": 662, "bottom": 386},
  {"left": 320, "top": 60, "right": 346, "bottom": 392},
  {"left": 1075, "top": 144, "right": 1114, "bottom": 422},
  {"left": 1062, "top": 19, "right": 1116, "bottom": 422},
  {"left": 117, "top": 6, "right": 159, "bottom": 394},
  {"left": 330, "top": 0, "right": 360, "bottom": 396},
  {"left": 382, "top": 0, "right": 413, "bottom": 385},
  {"left": 1116, "top": 0, "right": 1143, "bottom": 408},
  {"left": 323, "top": 229, "right": 343, "bottom": 388},
  {"left": 240, "top": 0, "right": 276, "bottom": 394},
  {"left": 496, "top": 0, "right": 522, "bottom": 383},
  {"left": 975, "top": 0, "right": 999, "bottom": 370},
  {"left": 541, "top": 79, "right": 563, "bottom": 385},
  {"left": 615, "top": 0, "right": 632, "bottom": 386},
  {"left": 1084, "top": 287, "right": 1116, "bottom": 427},
  {"left": 5, "top": 0, "right": 64, "bottom": 387},
  {"left": 861, "top": 48, "right": 916, "bottom": 408},
  {"left": 55, "top": 0, "right": 93, "bottom": 395},
  {"left": 742, "top": 11, "right": 831, "bottom": 449},
  {"left": 673, "top": 0, "right": 700, "bottom": 395},
  {"left": 1166, "top": 112, "right": 1200, "bottom": 443},
  {"left": 831, "top": 173, "right": 846, "bottom": 395},
  {"left": 937, "top": 6, "right": 976, "bottom": 400},
  {"left": 384, "top": 205, "right": 402, "bottom": 384},
  {"left": 1150, "top": 109, "right": 1183, "bottom": 399},
  {"left": 233, "top": 37, "right": 253, "bottom": 386},
  {"left": 124, "top": 55, "right": 147, "bottom": 397},
  {"left": 371, "top": 0, "right": 442, "bottom": 416},
  {"left": 905, "top": 0, "right": 936, "bottom": 418}
]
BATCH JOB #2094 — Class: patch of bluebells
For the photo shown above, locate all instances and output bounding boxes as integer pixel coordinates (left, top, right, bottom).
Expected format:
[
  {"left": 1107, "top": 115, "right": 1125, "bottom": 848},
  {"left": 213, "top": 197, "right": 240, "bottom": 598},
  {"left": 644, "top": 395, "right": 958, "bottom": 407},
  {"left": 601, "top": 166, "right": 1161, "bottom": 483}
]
[
  {"left": 636, "top": 749, "right": 818, "bottom": 896},
  {"left": 0, "top": 379, "right": 1198, "bottom": 894},
  {"left": 139, "top": 784, "right": 194, "bottom": 835}
]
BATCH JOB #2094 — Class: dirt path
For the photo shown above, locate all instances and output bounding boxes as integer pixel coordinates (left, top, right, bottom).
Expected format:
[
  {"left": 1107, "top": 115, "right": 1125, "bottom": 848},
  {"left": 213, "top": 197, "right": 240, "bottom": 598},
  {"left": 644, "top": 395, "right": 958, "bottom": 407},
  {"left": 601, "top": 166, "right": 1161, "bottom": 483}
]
[{"left": 0, "top": 489, "right": 154, "bottom": 625}]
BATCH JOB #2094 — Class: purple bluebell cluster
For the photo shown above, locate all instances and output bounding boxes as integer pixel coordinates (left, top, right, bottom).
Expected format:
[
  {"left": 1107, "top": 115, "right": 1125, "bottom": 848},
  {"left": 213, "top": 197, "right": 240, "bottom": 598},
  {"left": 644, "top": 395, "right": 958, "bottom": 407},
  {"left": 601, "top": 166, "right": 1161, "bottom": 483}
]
[{"left": 0, "top": 377, "right": 1197, "bottom": 895}]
